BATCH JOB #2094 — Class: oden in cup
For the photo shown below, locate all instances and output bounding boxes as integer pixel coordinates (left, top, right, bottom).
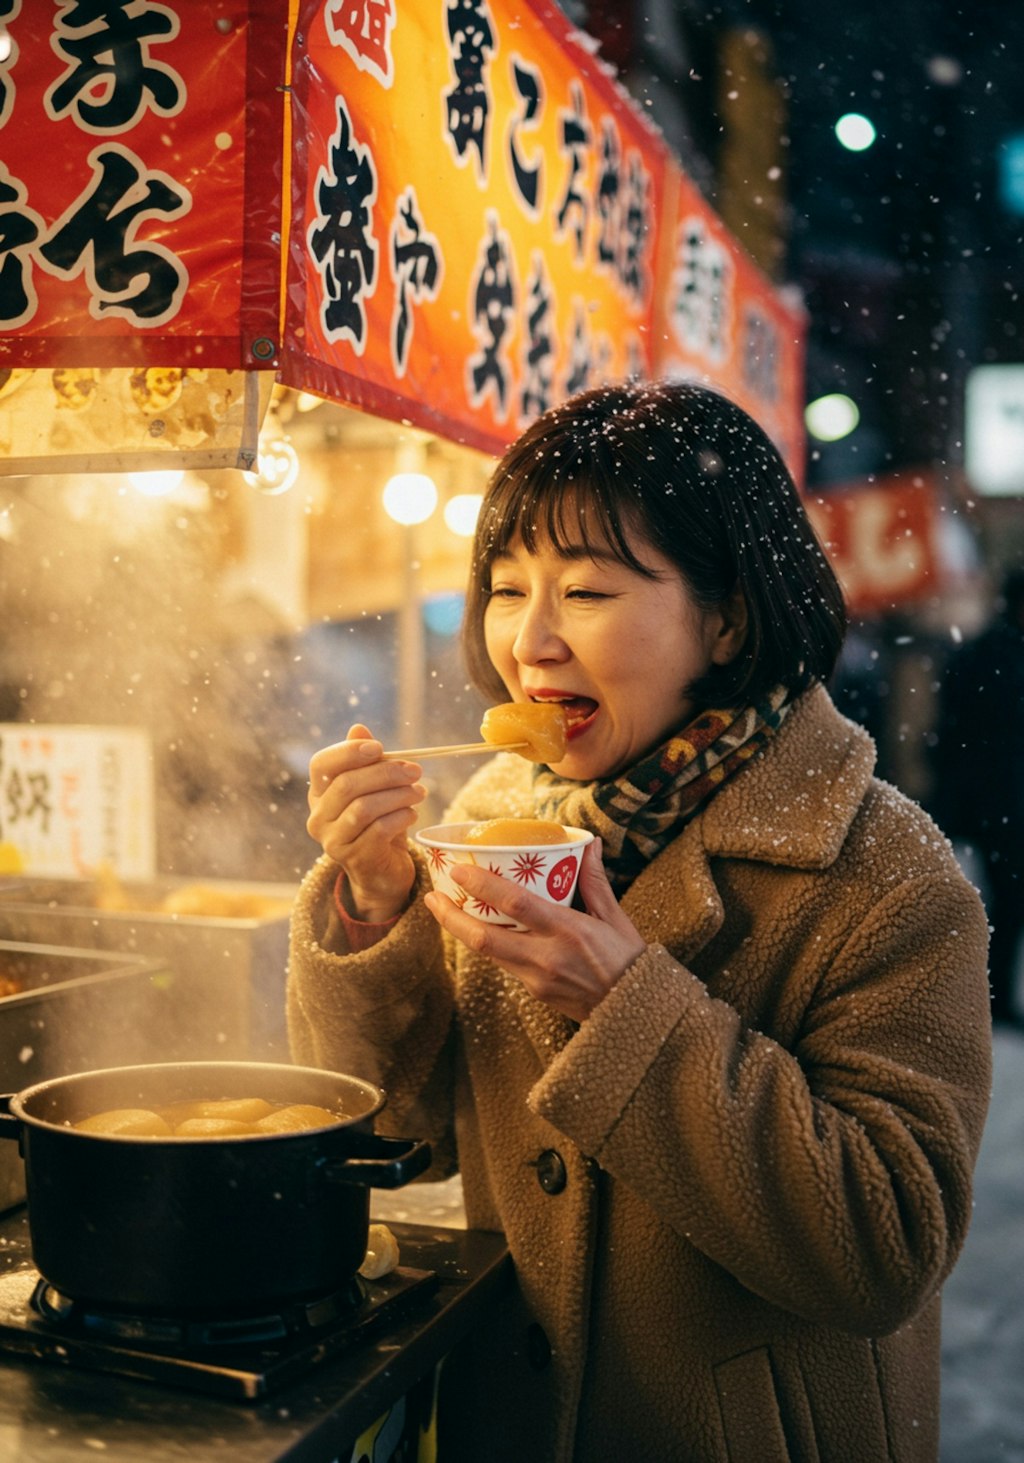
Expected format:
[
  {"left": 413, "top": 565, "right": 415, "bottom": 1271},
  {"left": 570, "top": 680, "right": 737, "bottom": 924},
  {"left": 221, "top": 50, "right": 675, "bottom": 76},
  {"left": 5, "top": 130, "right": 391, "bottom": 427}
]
[{"left": 415, "top": 821, "right": 593, "bottom": 931}]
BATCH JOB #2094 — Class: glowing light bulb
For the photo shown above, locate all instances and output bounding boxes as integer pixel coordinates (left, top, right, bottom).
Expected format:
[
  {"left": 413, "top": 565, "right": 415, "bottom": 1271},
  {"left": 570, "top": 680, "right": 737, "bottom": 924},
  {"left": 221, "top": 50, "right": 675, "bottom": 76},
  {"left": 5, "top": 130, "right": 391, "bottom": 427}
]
[
  {"left": 129, "top": 469, "right": 184, "bottom": 497},
  {"left": 443, "top": 493, "right": 483, "bottom": 537},
  {"left": 382, "top": 472, "right": 437, "bottom": 525},
  {"left": 243, "top": 438, "right": 299, "bottom": 495}
]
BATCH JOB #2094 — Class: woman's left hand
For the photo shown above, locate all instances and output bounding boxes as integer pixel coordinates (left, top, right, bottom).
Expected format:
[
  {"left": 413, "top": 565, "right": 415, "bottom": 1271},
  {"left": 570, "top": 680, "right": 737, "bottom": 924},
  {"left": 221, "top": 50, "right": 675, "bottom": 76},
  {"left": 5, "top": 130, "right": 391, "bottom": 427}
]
[{"left": 423, "top": 839, "right": 646, "bottom": 1023}]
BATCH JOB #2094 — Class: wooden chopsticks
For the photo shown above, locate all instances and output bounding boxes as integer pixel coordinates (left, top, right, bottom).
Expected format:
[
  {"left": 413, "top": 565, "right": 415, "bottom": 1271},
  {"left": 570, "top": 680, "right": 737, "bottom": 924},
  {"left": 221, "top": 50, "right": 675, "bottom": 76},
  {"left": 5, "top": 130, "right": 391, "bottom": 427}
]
[{"left": 381, "top": 740, "right": 527, "bottom": 761}]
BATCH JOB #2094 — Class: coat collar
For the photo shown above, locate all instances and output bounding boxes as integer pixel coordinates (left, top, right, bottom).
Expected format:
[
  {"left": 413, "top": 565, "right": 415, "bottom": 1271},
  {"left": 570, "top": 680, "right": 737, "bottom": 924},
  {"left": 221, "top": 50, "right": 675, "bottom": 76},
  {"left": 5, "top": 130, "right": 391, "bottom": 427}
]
[
  {"left": 620, "top": 686, "right": 877, "bottom": 960},
  {"left": 699, "top": 684, "right": 876, "bottom": 867}
]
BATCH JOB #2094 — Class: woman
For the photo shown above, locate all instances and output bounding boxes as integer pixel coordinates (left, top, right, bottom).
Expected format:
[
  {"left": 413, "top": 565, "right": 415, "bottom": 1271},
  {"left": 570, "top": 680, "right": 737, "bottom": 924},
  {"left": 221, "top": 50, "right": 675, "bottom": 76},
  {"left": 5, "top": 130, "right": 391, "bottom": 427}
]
[{"left": 288, "top": 382, "right": 991, "bottom": 1463}]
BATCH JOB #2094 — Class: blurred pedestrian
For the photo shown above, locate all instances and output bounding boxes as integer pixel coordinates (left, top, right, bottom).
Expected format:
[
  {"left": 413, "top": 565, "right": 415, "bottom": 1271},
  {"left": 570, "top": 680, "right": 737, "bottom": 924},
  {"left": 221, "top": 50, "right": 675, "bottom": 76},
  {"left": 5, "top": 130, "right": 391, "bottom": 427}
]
[{"left": 933, "top": 566, "right": 1024, "bottom": 1027}]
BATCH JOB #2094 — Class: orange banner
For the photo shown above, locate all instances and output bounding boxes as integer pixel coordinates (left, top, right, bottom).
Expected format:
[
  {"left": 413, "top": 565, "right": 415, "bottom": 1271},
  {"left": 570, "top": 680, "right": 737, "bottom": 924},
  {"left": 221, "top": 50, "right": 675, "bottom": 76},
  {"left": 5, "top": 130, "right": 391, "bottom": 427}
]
[
  {"left": 0, "top": 0, "right": 286, "bottom": 369},
  {"left": 282, "top": 0, "right": 803, "bottom": 465}
]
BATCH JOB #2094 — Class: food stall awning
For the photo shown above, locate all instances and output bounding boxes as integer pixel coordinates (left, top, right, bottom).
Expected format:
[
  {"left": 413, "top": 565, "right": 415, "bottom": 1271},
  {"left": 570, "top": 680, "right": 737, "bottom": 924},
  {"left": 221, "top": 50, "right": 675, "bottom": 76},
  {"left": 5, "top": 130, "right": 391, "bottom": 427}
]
[
  {"left": 0, "top": 1, "right": 287, "bottom": 472},
  {"left": 0, "top": 0, "right": 805, "bottom": 479}
]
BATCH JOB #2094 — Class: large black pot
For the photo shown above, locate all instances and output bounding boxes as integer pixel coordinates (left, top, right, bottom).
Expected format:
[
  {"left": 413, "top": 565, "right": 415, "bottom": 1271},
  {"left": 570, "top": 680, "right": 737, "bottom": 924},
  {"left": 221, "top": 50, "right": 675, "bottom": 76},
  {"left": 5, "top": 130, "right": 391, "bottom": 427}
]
[{"left": 0, "top": 1061, "right": 430, "bottom": 1317}]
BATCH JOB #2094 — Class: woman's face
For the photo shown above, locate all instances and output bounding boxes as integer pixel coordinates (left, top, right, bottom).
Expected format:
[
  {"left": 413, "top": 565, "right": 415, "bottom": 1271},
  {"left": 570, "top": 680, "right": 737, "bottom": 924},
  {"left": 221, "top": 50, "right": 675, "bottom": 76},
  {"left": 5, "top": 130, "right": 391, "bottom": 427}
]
[{"left": 483, "top": 524, "right": 746, "bottom": 781}]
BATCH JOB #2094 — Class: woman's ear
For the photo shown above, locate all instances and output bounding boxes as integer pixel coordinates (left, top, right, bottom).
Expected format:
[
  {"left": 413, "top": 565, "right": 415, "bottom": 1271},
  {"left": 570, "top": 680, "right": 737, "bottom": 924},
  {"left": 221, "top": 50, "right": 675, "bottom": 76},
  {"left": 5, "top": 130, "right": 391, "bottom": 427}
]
[{"left": 710, "top": 583, "right": 749, "bottom": 665}]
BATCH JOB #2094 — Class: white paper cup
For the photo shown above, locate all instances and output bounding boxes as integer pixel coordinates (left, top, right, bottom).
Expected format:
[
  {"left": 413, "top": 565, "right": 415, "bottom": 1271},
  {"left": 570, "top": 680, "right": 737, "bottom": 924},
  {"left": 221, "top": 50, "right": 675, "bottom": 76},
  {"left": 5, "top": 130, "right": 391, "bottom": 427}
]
[{"left": 415, "top": 823, "right": 593, "bottom": 931}]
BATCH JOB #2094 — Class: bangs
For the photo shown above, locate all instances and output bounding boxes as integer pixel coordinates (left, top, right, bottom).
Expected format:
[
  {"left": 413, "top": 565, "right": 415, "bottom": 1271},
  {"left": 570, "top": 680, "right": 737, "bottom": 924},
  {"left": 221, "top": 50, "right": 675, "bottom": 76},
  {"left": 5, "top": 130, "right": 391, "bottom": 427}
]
[{"left": 474, "top": 447, "right": 656, "bottom": 583}]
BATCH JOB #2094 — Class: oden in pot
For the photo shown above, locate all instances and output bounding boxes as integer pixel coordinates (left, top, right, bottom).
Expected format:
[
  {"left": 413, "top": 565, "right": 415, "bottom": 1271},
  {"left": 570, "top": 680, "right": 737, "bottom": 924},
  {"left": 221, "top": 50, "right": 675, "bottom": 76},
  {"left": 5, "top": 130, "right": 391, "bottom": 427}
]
[{"left": 0, "top": 1061, "right": 431, "bottom": 1316}]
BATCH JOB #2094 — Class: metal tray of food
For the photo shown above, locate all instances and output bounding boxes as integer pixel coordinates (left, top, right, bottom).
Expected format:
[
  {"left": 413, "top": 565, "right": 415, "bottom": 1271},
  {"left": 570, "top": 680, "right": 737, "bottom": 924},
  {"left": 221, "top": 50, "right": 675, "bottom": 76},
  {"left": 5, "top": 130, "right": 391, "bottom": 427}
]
[
  {"left": 0, "top": 877, "right": 297, "bottom": 1063},
  {"left": 0, "top": 938, "right": 176, "bottom": 1212}
]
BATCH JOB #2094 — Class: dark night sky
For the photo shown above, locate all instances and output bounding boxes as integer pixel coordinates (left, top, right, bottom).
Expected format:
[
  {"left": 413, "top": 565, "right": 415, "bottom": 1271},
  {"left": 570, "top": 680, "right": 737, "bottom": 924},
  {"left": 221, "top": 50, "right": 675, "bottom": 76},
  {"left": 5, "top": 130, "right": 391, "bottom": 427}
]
[{"left": 743, "top": 0, "right": 1024, "bottom": 480}]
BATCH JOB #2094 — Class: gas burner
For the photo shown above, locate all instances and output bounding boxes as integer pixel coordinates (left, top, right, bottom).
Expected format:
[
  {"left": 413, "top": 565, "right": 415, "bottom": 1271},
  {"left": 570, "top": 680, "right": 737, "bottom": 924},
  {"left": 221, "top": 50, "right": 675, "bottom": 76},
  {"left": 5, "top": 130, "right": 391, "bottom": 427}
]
[
  {"left": 31, "top": 1273, "right": 368, "bottom": 1347},
  {"left": 0, "top": 1263, "right": 438, "bottom": 1400}
]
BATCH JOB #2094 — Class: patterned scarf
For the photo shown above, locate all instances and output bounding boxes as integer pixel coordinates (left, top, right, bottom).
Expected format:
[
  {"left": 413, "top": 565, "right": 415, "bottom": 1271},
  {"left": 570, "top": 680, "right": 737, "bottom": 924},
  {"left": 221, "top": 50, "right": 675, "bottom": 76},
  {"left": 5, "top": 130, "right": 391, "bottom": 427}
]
[{"left": 532, "top": 684, "right": 793, "bottom": 893}]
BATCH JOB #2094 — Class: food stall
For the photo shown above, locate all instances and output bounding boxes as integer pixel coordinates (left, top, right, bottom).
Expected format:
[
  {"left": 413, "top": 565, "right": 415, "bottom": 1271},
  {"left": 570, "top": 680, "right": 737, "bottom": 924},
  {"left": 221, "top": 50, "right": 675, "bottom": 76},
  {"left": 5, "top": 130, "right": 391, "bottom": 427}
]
[{"left": 0, "top": 0, "right": 807, "bottom": 1454}]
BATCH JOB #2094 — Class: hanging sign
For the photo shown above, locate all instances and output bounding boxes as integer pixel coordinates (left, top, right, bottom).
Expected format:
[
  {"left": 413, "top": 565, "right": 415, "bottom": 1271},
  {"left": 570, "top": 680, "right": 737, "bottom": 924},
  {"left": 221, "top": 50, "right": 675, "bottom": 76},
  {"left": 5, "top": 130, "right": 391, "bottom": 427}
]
[
  {"left": 805, "top": 472, "right": 941, "bottom": 615},
  {"left": 282, "top": 0, "right": 806, "bottom": 467},
  {"left": 0, "top": 0, "right": 287, "bottom": 370},
  {"left": 284, "top": 0, "right": 667, "bottom": 455},
  {"left": 0, "top": 724, "right": 155, "bottom": 880},
  {"left": 654, "top": 163, "right": 807, "bottom": 481}
]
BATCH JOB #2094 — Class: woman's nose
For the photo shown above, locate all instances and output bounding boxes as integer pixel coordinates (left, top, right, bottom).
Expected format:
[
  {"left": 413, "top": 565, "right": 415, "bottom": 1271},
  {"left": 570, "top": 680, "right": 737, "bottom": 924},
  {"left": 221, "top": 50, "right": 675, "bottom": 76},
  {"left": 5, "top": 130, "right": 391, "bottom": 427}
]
[{"left": 512, "top": 603, "right": 569, "bottom": 665}]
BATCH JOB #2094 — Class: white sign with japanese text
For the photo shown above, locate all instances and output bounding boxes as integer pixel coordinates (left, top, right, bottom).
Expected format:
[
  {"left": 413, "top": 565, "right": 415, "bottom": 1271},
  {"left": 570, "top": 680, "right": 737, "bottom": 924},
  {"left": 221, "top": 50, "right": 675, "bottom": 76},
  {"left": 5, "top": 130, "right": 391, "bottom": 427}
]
[{"left": 0, "top": 724, "right": 155, "bottom": 880}]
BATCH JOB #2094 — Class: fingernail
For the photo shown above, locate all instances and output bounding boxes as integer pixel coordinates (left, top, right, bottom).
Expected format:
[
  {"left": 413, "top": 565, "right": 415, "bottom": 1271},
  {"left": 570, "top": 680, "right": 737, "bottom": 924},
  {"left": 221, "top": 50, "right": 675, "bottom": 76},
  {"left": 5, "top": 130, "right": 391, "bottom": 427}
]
[{"left": 357, "top": 741, "right": 380, "bottom": 760}]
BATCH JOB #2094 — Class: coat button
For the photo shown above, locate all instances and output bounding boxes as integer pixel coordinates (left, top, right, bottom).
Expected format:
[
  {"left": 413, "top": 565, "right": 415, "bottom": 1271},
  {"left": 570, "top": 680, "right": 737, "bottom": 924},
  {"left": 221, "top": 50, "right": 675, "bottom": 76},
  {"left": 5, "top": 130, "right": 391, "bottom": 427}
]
[
  {"left": 534, "top": 1149, "right": 567, "bottom": 1194},
  {"left": 526, "top": 1322, "right": 552, "bottom": 1370}
]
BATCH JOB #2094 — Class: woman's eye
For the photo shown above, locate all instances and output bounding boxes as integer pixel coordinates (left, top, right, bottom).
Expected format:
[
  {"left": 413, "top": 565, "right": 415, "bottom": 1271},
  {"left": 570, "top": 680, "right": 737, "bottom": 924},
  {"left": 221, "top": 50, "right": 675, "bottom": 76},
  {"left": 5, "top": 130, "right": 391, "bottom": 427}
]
[
  {"left": 566, "top": 588, "right": 607, "bottom": 601},
  {"left": 487, "top": 585, "right": 523, "bottom": 600}
]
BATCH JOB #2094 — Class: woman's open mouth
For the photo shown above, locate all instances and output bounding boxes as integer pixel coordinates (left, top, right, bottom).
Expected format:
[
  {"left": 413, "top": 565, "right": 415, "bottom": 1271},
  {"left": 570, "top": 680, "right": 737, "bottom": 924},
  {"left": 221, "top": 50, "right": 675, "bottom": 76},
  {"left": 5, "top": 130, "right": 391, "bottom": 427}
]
[{"left": 532, "top": 695, "right": 598, "bottom": 741}]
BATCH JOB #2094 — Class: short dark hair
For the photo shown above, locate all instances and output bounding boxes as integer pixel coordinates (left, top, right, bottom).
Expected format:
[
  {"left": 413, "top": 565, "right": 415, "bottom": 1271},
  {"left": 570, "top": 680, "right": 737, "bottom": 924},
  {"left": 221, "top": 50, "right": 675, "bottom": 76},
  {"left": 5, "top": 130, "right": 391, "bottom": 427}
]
[{"left": 463, "top": 380, "right": 847, "bottom": 709}]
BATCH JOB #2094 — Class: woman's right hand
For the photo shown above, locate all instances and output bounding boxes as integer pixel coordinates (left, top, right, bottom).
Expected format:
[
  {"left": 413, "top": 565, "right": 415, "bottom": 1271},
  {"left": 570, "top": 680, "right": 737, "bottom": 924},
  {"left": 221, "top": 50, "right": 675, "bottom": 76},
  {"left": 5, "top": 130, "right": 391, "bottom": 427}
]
[{"left": 307, "top": 723, "right": 425, "bottom": 923}]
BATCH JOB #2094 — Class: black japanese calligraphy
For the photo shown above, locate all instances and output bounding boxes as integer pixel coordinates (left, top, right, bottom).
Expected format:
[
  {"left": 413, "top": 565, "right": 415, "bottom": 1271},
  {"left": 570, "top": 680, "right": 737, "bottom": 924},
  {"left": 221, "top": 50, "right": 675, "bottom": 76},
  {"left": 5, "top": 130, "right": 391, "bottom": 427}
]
[
  {"left": 38, "top": 144, "right": 189, "bottom": 325},
  {"left": 507, "top": 57, "right": 543, "bottom": 217},
  {"left": 467, "top": 210, "right": 515, "bottom": 418},
  {"left": 519, "top": 251, "right": 554, "bottom": 423},
  {"left": 389, "top": 185, "right": 442, "bottom": 376},
  {"left": 595, "top": 117, "right": 620, "bottom": 270},
  {"left": 594, "top": 122, "right": 649, "bottom": 306},
  {"left": 554, "top": 81, "right": 590, "bottom": 261},
  {"left": 671, "top": 216, "right": 730, "bottom": 364},
  {"left": 1, "top": 766, "right": 53, "bottom": 841},
  {"left": 619, "top": 152, "right": 649, "bottom": 305},
  {"left": 0, "top": 166, "right": 43, "bottom": 327},
  {"left": 308, "top": 98, "right": 379, "bottom": 352},
  {"left": 443, "top": 0, "right": 495, "bottom": 183},
  {"left": 325, "top": 0, "right": 396, "bottom": 90},
  {"left": 46, "top": 0, "right": 184, "bottom": 134}
]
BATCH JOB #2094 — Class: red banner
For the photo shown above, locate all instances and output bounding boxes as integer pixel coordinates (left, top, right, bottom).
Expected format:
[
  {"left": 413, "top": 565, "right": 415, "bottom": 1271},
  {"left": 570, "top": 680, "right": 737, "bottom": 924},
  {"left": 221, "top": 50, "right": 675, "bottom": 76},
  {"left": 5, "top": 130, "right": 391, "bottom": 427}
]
[
  {"left": 805, "top": 473, "right": 942, "bottom": 615},
  {"left": 0, "top": 0, "right": 807, "bottom": 470},
  {"left": 281, "top": 0, "right": 805, "bottom": 467},
  {"left": 0, "top": 0, "right": 287, "bottom": 368}
]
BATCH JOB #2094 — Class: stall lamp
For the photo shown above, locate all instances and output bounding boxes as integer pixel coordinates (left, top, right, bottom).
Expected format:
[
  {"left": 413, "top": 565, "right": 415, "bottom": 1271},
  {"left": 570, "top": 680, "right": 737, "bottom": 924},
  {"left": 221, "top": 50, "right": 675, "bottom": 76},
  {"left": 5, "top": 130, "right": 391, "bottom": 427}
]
[
  {"left": 805, "top": 393, "right": 860, "bottom": 442},
  {"left": 443, "top": 493, "right": 483, "bottom": 537},
  {"left": 243, "top": 437, "right": 300, "bottom": 495},
  {"left": 128, "top": 469, "right": 185, "bottom": 497},
  {"left": 382, "top": 471, "right": 438, "bottom": 525}
]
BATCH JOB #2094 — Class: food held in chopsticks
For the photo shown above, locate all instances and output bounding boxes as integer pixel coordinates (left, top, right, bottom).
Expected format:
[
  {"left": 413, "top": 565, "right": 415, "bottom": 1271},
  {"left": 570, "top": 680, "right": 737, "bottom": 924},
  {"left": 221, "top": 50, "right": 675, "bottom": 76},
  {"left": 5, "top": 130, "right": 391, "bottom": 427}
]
[
  {"left": 383, "top": 701, "right": 568, "bottom": 762},
  {"left": 480, "top": 701, "right": 568, "bottom": 762}
]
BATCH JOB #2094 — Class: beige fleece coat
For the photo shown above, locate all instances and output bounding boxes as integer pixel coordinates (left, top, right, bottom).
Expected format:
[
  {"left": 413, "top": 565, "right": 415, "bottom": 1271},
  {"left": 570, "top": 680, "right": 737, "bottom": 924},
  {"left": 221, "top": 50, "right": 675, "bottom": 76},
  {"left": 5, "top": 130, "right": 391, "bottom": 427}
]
[{"left": 287, "top": 686, "right": 992, "bottom": 1463}]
